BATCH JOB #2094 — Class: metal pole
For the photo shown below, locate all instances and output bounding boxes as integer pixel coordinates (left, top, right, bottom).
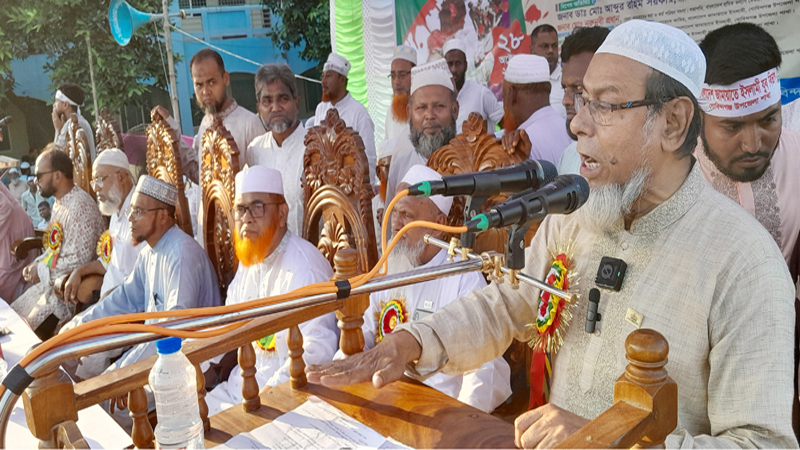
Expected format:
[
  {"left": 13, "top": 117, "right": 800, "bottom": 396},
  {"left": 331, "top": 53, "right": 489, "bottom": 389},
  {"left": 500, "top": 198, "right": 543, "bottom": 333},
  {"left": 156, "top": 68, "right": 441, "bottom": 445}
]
[
  {"left": 163, "top": 0, "right": 181, "bottom": 127},
  {"left": 85, "top": 35, "right": 99, "bottom": 121}
]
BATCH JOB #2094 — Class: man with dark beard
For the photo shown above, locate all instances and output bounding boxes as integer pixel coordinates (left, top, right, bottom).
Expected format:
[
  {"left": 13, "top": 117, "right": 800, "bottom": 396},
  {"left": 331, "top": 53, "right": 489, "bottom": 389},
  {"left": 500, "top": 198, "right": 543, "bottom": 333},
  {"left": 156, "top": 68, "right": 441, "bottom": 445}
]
[
  {"left": 152, "top": 48, "right": 264, "bottom": 182},
  {"left": 247, "top": 64, "right": 307, "bottom": 236},
  {"left": 307, "top": 20, "right": 797, "bottom": 448},
  {"left": 354, "top": 165, "right": 510, "bottom": 413},
  {"left": 384, "top": 60, "right": 458, "bottom": 203},
  {"left": 444, "top": 38, "right": 503, "bottom": 133},
  {"left": 14, "top": 150, "right": 104, "bottom": 339},
  {"left": 695, "top": 23, "right": 800, "bottom": 279},
  {"left": 314, "top": 53, "right": 377, "bottom": 184},
  {"left": 498, "top": 54, "right": 571, "bottom": 165},
  {"left": 64, "top": 149, "right": 145, "bottom": 304},
  {"left": 204, "top": 165, "right": 337, "bottom": 416}
]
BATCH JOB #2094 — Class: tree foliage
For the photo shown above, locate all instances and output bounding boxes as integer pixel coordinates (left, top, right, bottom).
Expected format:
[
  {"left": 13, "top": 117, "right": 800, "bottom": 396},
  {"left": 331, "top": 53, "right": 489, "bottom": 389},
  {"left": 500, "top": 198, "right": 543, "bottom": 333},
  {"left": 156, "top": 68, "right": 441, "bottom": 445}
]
[
  {"left": 261, "top": 0, "right": 331, "bottom": 72},
  {"left": 0, "top": 0, "right": 175, "bottom": 117}
]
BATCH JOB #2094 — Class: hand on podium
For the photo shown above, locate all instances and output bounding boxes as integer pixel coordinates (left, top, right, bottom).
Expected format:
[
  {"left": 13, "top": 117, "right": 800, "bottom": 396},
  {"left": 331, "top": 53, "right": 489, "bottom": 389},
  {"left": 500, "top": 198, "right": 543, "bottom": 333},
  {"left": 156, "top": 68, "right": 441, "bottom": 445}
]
[
  {"left": 514, "top": 403, "right": 588, "bottom": 449},
  {"left": 306, "top": 330, "right": 422, "bottom": 389}
]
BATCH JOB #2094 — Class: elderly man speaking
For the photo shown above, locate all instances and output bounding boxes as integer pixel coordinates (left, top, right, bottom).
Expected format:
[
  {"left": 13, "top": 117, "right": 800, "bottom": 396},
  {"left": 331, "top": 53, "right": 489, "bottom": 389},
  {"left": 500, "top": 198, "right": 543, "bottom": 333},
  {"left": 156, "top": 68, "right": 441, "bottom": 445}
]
[{"left": 307, "top": 20, "right": 797, "bottom": 448}]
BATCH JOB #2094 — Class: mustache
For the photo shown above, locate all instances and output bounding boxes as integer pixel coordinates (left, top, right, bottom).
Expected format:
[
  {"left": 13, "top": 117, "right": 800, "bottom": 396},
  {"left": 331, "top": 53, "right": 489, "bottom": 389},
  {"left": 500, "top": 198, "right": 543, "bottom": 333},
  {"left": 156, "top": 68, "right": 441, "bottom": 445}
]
[{"left": 731, "top": 151, "right": 772, "bottom": 162}]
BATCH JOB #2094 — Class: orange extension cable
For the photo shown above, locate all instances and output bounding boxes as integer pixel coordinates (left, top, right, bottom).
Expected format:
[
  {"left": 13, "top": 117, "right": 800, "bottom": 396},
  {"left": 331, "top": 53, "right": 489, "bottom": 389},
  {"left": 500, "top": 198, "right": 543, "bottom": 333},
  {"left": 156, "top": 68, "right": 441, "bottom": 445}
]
[{"left": 0, "top": 189, "right": 468, "bottom": 400}]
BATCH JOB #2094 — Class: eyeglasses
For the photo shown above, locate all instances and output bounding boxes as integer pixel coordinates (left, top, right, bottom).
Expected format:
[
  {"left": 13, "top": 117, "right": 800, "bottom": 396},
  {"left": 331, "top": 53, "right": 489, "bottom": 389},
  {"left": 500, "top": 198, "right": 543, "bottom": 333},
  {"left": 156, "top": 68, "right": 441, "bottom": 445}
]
[
  {"left": 388, "top": 70, "right": 411, "bottom": 81},
  {"left": 127, "top": 207, "right": 165, "bottom": 221},
  {"left": 234, "top": 201, "right": 281, "bottom": 220},
  {"left": 574, "top": 94, "right": 672, "bottom": 126},
  {"left": 90, "top": 170, "right": 121, "bottom": 191},
  {"left": 34, "top": 170, "right": 55, "bottom": 181}
]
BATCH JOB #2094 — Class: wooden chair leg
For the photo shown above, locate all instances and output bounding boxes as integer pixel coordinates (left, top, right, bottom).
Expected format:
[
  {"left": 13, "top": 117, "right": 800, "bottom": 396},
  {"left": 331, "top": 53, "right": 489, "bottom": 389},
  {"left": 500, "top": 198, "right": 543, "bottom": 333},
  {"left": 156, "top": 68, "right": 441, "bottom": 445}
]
[
  {"left": 129, "top": 387, "right": 154, "bottom": 449},
  {"left": 21, "top": 366, "right": 79, "bottom": 449},
  {"left": 333, "top": 247, "right": 369, "bottom": 356},
  {"left": 288, "top": 325, "right": 307, "bottom": 389},
  {"left": 238, "top": 343, "right": 261, "bottom": 412},
  {"left": 194, "top": 363, "right": 210, "bottom": 433}
]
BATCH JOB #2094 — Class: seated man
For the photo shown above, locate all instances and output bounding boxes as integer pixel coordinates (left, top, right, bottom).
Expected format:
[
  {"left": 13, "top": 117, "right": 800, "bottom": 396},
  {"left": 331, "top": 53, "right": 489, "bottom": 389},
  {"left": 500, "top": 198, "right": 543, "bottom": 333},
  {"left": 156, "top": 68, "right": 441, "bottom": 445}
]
[
  {"left": 14, "top": 150, "right": 105, "bottom": 338},
  {"left": 61, "top": 175, "right": 221, "bottom": 374},
  {"left": 204, "top": 165, "right": 338, "bottom": 416},
  {"left": 356, "top": 165, "right": 511, "bottom": 413},
  {"left": 307, "top": 20, "right": 797, "bottom": 448},
  {"left": 63, "top": 149, "right": 145, "bottom": 303}
]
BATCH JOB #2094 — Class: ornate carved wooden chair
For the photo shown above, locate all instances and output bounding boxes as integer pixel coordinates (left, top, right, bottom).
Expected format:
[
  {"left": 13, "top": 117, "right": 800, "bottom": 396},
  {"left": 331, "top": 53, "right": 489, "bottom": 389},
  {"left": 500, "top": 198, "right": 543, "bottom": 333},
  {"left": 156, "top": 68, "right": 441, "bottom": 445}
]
[
  {"left": 66, "top": 113, "right": 94, "bottom": 199},
  {"left": 301, "top": 108, "right": 379, "bottom": 275},
  {"left": 94, "top": 108, "right": 124, "bottom": 153},
  {"left": 199, "top": 116, "right": 240, "bottom": 300},
  {"left": 146, "top": 110, "right": 194, "bottom": 236}
]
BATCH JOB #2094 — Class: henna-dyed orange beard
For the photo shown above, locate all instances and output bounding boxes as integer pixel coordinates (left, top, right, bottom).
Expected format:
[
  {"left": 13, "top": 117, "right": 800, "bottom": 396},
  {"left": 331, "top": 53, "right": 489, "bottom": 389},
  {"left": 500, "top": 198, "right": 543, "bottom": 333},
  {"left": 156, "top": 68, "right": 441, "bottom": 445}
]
[
  {"left": 391, "top": 93, "right": 409, "bottom": 123},
  {"left": 321, "top": 92, "right": 332, "bottom": 102},
  {"left": 502, "top": 105, "right": 518, "bottom": 133},
  {"left": 234, "top": 223, "right": 279, "bottom": 267}
]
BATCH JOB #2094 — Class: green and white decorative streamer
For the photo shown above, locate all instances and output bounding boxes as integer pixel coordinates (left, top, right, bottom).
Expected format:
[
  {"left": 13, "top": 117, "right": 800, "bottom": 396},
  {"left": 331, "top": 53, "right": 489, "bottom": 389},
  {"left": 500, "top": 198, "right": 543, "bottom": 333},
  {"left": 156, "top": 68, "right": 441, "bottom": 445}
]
[{"left": 333, "top": 0, "right": 368, "bottom": 110}]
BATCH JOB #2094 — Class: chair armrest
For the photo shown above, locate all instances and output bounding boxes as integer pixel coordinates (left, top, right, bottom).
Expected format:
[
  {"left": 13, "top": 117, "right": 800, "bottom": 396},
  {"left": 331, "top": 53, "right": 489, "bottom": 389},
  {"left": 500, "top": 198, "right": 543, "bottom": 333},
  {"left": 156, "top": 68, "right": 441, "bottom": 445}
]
[{"left": 12, "top": 236, "right": 43, "bottom": 260}]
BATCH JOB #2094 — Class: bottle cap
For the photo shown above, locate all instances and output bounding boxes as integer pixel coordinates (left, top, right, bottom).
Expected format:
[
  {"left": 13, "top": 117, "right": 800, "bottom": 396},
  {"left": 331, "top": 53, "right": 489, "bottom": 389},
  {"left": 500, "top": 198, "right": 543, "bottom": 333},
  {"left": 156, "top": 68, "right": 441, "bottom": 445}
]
[{"left": 155, "top": 336, "right": 182, "bottom": 355}]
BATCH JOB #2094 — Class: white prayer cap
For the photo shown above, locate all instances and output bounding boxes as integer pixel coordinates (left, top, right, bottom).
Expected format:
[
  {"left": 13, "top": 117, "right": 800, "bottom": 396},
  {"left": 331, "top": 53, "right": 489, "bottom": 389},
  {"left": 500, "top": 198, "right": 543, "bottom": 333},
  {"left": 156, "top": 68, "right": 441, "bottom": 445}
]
[
  {"left": 392, "top": 45, "right": 417, "bottom": 65},
  {"left": 93, "top": 148, "right": 131, "bottom": 175},
  {"left": 505, "top": 55, "right": 550, "bottom": 84},
  {"left": 443, "top": 38, "right": 467, "bottom": 57},
  {"left": 135, "top": 175, "right": 177, "bottom": 207},
  {"left": 235, "top": 165, "right": 284, "bottom": 197},
  {"left": 20, "top": 162, "right": 30, "bottom": 170},
  {"left": 410, "top": 60, "right": 454, "bottom": 96},
  {"left": 8, "top": 167, "right": 19, "bottom": 175},
  {"left": 400, "top": 165, "right": 453, "bottom": 215},
  {"left": 596, "top": 20, "right": 706, "bottom": 98},
  {"left": 323, "top": 53, "right": 351, "bottom": 77}
]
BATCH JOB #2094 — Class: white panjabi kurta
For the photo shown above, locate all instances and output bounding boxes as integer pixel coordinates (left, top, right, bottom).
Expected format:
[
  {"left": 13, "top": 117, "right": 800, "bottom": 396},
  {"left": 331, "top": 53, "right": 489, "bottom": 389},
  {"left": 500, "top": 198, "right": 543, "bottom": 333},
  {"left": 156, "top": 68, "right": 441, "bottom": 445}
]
[
  {"left": 455, "top": 81, "right": 504, "bottom": 134},
  {"left": 397, "top": 164, "right": 797, "bottom": 448},
  {"left": 518, "top": 105, "right": 573, "bottom": 166},
  {"left": 361, "top": 249, "right": 511, "bottom": 413},
  {"left": 695, "top": 129, "right": 800, "bottom": 270},
  {"left": 54, "top": 113, "right": 97, "bottom": 160},
  {"left": 204, "top": 232, "right": 338, "bottom": 417},
  {"left": 556, "top": 140, "right": 581, "bottom": 176},
  {"left": 99, "top": 188, "right": 146, "bottom": 297},
  {"left": 549, "top": 64, "right": 567, "bottom": 120},
  {"left": 384, "top": 111, "right": 409, "bottom": 143},
  {"left": 315, "top": 92, "right": 377, "bottom": 185},
  {"left": 384, "top": 135, "right": 425, "bottom": 206},
  {"left": 20, "top": 189, "right": 47, "bottom": 225},
  {"left": 62, "top": 226, "right": 221, "bottom": 372},
  {"left": 247, "top": 123, "right": 308, "bottom": 237}
]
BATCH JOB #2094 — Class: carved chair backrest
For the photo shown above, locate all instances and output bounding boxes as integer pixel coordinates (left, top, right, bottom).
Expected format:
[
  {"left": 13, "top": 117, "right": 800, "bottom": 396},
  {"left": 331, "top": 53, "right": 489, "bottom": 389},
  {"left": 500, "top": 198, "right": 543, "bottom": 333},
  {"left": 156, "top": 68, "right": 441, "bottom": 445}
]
[
  {"left": 145, "top": 110, "right": 194, "bottom": 236},
  {"left": 301, "top": 108, "right": 379, "bottom": 274},
  {"left": 66, "top": 114, "right": 94, "bottom": 199},
  {"left": 200, "top": 117, "right": 240, "bottom": 300},
  {"left": 94, "top": 108, "right": 124, "bottom": 153}
]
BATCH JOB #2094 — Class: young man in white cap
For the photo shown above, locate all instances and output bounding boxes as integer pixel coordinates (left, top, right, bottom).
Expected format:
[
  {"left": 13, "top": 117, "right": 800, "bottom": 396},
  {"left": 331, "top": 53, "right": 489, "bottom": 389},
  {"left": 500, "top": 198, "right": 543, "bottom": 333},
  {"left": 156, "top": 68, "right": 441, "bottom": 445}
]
[
  {"left": 349, "top": 164, "right": 510, "bottom": 413},
  {"left": 52, "top": 83, "right": 97, "bottom": 159},
  {"left": 63, "top": 149, "right": 145, "bottom": 303},
  {"left": 203, "top": 165, "right": 338, "bottom": 416},
  {"left": 15, "top": 149, "right": 105, "bottom": 339},
  {"left": 314, "top": 53, "right": 377, "bottom": 184},
  {"left": 61, "top": 175, "right": 220, "bottom": 374},
  {"left": 499, "top": 54, "right": 571, "bottom": 165},
  {"left": 308, "top": 20, "right": 797, "bottom": 448},
  {"left": 443, "top": 38, "right": 503, "bottom": 133},
  {"left": 385, "top": 45, "right": 417, "bottom": 143},
  {"left": 529, "top": 24, "right": 567, "bottom": 120},
  {"left": 247, "top": 63, "right": 307, "bottom": 237},
  {"left": 383, "top": 60, "right": 458, "bottom": 203}
]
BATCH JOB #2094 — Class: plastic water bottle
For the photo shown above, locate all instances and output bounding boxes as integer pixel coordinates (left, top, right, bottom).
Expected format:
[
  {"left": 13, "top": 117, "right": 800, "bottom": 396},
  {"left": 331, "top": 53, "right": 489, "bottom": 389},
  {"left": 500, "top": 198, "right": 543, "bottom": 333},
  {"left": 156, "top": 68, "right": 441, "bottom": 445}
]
[{"left": 149, "top": 337, "right": 205, "bottom": 449}]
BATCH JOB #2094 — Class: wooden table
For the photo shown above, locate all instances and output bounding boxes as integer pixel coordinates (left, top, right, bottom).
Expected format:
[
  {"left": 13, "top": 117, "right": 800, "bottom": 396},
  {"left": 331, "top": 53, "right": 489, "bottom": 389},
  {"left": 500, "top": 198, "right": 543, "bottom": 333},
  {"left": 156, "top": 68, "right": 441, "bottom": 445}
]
[{"left": 206, "top": 377, "right": 517, "bottom": 449}]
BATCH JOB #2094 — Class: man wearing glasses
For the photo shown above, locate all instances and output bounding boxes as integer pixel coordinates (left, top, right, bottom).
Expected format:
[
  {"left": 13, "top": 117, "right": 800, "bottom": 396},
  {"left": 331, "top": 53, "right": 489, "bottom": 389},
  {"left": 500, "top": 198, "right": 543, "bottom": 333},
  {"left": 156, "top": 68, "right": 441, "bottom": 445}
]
[
  {"left": 63, "top": 149, "right": 145, "bottom": 313},
  {"left": 14, "top": 149, "right": 104, "bottom": 339},
  {"left": 307, "top": 20, "right": 797, "bottom": 448},
  {"left": 204, "top": 165, "right": 337, "bottom": 416},
  {"left": 384, "top": 45, "right": 417, "bottom": 144}
]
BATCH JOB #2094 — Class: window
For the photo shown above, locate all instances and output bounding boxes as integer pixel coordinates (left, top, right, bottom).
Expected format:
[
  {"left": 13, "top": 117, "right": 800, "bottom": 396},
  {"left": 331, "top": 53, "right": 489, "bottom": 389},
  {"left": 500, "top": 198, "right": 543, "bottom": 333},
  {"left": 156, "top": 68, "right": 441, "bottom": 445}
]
[
  {"left": 261, "top": 9, "right": 271, "bottom": 28},
  {"left": 179, "top": 0, "right": 206, "bottom": 8},
  {"left": 218, "top": 0, "right": 245, "bottom": 5}
]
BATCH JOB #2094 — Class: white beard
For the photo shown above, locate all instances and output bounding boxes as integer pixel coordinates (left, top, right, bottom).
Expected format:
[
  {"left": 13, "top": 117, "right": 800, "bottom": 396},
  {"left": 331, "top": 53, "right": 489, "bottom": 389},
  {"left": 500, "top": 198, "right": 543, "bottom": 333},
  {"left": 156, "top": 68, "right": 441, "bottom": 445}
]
[
  {"left": 577, "top": 167, "right": 650, "bottom": 234},
  {"left": 98, "top": 184, "right": 123, "bottom": 216},
  {"left": 386, "top": 238, "right": 425, "bottom": 275}
]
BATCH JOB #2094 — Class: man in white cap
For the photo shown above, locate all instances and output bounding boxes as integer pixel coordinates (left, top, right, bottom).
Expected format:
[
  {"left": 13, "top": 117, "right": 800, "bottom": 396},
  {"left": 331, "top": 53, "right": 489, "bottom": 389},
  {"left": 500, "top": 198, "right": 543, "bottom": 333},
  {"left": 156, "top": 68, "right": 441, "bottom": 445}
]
[
  {"left": 499, "top": 54, "right": 571, "bottom": 165},
  {"left": 52, "top": 82, "right": 97, "bottom": 159},
  {"left": 247, "top": 63, "right": 307, "bottom": 236},
  {"left": 348, "top": 164, "right": 511, "bottom": 413},
  {"left": 385, "top": 45, "right": 417, "bottom": 143},
  {"left": 61, "top": 175, "right": 220, "bottom": 375},
  {"left": 63, "top": 149, "right": 145, "bottom": 304},
  {"left": 443, "top": 38, "right": 503, "bottom": 133},
  {"left": 529, "top": 24, "right": 567, "bottom": 120},
  {"left": 307, "top": 20, "right": 797, "bottom": 448},
  {"left": 383, "top": 60, "right": 457, "bottom": 203},
  {"left": 203, "top": 165, "right": 338, "bottom": 416},
  {"left": 314, "top": 53, "right": 377, "bottom": 184},
  {"left": 15, "top": 149, "right": 104, "bottom": 339},
  {"left": 6, "top": 167, "right": 27, "bottom": 203}
]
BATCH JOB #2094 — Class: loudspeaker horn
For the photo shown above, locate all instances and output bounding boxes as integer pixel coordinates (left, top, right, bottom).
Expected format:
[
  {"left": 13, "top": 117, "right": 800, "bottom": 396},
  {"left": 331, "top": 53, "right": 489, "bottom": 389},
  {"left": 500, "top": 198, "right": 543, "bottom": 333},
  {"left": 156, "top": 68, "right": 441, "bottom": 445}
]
[{"left": 109, "top": 0, "right": 185, "bottom": 46}]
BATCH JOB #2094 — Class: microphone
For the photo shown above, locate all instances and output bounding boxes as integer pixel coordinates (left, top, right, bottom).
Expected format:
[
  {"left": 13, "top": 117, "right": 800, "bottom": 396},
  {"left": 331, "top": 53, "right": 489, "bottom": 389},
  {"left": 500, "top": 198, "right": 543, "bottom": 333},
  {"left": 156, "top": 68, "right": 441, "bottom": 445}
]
[
  {"left": 585, "top": 288, "right": 602, "bottom": 333},
  {"left": 407, "top": 159, "right": 558, "bottom": 198},
  {"left": 465, "top": 174, "right": 590, "bottom": 233}
]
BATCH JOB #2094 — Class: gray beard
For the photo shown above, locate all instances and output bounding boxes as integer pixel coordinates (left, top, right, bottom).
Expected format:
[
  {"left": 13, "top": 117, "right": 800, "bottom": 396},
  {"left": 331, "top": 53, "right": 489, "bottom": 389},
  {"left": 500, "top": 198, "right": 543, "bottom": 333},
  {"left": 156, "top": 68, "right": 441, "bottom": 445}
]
[
  {"left": 386, "top": 238, "right": 426, "bottom": 275},
  {"left": 409, "top": 122, "right": 457, "bottom": 159},
  {"left": 98, "top": 184, "right": 124, "bottom": 216},
  {"left": 266, "top": 117, "right": 295, "bottom": 134},
  {"left": 577, "top": 167, "right": 650, "bottom": 234}
]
